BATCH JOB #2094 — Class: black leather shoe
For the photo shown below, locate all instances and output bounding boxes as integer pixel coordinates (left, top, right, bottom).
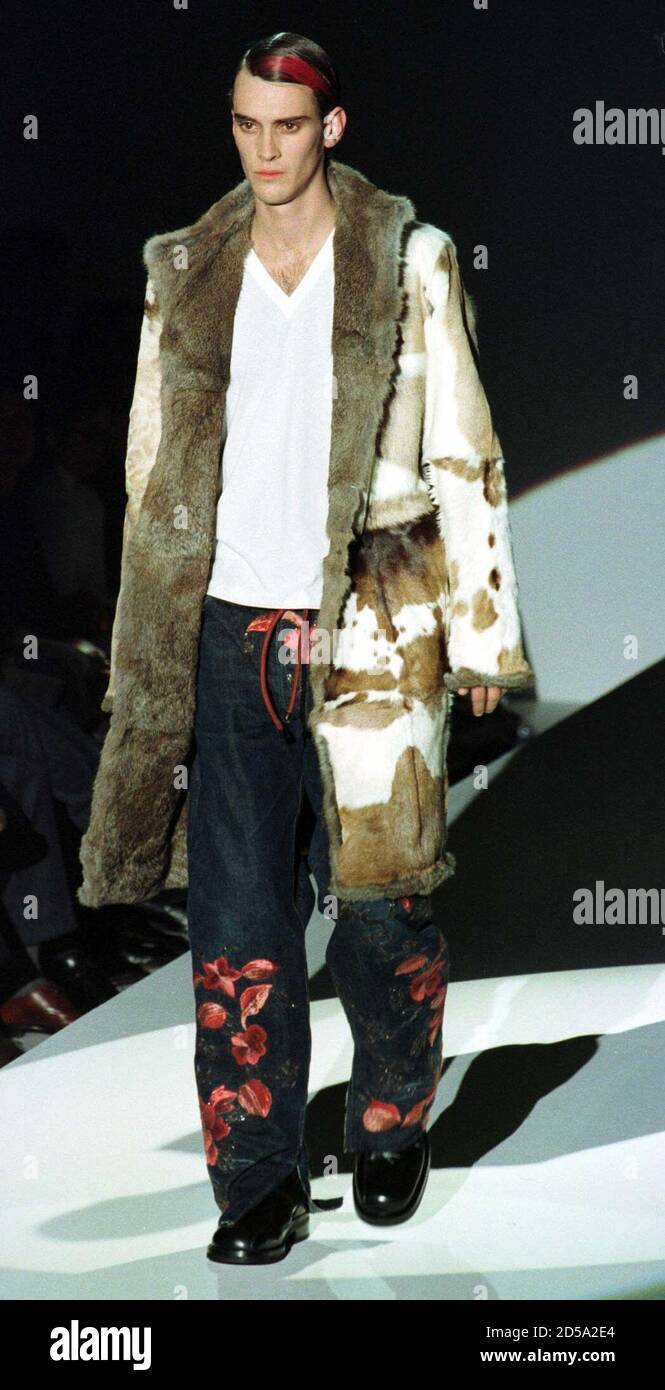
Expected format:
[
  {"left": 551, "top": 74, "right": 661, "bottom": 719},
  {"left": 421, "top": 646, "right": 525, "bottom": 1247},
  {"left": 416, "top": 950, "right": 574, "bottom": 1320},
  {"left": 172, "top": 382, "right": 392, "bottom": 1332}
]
[
  {"left": 206, "top": 1167, "right": 311, "bottom": 1265},
  {"left": 353, "top": 1130, "right": 431, "bottom": 1225}
]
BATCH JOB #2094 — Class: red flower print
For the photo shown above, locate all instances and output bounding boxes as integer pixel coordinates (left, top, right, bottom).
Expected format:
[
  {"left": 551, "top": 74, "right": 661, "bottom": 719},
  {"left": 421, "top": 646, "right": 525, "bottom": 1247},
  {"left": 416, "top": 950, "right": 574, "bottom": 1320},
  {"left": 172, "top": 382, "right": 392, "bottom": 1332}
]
[
  {"left": 202, "top": 1126, "right": 224, "bottom": 1166},
  {"left": 362, "top": 1100, "right": 402, "bottom": 1133},
  {"left": 409, "top": 961, "right": 445, "bottom": 1002},
  {"left": 230, "top": 1023, "right": 268, "bottom": 1065},
  {"left": 428, "top": 1016, "right": 444, "bottom": 1046},
  {"left": 240, "top": 959, "right": 281, "bottom": 980},
  {"left": 193, "top": 955, "right": 242, "bottom": 997},
  {"left": 197, "top": 1002, "right": 228, "bottom": 1029},
  {"left": 427, "top": 987, "right": 447, "bottom": 1045},
  {"left": 208, "top": 1084, "right": 238, "bottom": 1112},
  {"left": 198, "top": 1089, "right": 236, "bottom": 1165},
  {"left": 238, "top": 1079, "right": 273, "bottom": 1117},
  {"left": 394, "top": 954, "right": 429, "bottom": 976},
  {"left": 402, "top": 1085, "right": 436, "bottom": 1128},
  {"left": 239, "top": 983, "right": 272, "bottom": 1030}
]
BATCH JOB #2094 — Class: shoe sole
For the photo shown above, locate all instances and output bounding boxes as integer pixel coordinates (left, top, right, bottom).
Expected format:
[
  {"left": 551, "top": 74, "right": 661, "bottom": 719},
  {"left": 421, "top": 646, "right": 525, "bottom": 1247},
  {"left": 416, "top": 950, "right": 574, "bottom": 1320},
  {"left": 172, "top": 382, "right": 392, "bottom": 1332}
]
[
  {"left": 205, "top": 1212, "right": 310, "bottom": 1265},
  {"left": 352, "top": 1143, "right": 431, "bottom": 1226}
]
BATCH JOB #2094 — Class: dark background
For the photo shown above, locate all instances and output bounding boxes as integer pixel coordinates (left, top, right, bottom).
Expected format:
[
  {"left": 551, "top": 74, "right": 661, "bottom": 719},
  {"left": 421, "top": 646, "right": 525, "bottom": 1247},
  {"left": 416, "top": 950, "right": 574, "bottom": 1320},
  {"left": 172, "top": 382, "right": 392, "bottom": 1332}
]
[{"left": 4, "top": 0, "right": 665, "bottom": 548}]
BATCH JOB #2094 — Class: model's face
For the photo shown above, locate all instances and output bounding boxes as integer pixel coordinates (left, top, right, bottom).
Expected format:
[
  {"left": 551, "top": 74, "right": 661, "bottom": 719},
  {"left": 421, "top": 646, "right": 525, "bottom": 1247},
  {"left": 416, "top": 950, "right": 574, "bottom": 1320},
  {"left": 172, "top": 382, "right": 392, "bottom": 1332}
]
[{"left": 231, "top": 69, "right": 329, "bottom": 204}]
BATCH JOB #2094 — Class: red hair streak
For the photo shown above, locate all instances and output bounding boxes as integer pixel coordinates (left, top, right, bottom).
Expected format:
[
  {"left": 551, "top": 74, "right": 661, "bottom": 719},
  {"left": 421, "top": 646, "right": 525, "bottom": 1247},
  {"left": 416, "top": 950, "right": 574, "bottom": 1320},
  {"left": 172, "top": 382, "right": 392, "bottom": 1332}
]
[{"left": 254, "top": 52, "right": 333, "bottom": 97}]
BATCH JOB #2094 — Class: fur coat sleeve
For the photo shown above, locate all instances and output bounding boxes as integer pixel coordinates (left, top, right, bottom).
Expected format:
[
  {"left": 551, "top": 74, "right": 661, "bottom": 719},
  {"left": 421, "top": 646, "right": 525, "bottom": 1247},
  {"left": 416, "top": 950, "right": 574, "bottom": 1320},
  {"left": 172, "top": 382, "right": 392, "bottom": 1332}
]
[
  {"left": 102, "top": 276, "right": 162, "bottom": 713},
  {"left": 419, "top": 228, "right": 535, "bottom": 691}
]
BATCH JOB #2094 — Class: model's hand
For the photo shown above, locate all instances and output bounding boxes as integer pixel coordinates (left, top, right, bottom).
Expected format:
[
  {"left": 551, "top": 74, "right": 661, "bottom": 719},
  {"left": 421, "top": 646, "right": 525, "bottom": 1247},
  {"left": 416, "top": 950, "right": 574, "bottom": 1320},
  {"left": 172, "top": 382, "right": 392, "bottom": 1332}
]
[{"left": 456, "top": 685, "right": 504, "bottom": 716}]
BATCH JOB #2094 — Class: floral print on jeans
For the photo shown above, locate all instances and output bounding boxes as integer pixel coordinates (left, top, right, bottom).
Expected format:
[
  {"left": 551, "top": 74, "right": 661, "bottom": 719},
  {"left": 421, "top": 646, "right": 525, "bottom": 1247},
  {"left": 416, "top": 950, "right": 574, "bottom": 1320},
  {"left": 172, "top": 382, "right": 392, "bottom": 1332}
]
[{"left": 194, "top": 953, "right": 281, "bottom": 1172}]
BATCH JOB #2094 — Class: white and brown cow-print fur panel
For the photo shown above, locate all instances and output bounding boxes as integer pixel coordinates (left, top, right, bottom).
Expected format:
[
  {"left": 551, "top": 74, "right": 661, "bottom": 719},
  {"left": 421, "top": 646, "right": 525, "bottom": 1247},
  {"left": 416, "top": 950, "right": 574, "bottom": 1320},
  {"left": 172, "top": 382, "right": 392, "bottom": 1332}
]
[{"left": 308, "top": 510, "right": 454, "bottom": 895}]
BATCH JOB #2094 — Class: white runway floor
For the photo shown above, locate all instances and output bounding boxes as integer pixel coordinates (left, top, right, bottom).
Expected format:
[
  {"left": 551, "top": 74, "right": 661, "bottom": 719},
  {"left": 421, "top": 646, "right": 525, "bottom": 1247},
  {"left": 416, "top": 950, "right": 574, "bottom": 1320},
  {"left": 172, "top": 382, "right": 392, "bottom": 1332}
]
[
  {"left": 2, "top": 922, "right": 664, "bottom": 1300},
  {"left": 3, "top": 446, "right": 664, "bottom": 1300}
]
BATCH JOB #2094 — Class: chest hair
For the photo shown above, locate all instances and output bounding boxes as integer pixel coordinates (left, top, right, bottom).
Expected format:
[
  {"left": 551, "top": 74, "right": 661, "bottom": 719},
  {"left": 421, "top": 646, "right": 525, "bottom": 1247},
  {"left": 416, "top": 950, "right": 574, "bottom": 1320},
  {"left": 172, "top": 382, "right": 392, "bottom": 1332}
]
[{"left": 251, "top": 239, "right": 326, "bottom": 298}]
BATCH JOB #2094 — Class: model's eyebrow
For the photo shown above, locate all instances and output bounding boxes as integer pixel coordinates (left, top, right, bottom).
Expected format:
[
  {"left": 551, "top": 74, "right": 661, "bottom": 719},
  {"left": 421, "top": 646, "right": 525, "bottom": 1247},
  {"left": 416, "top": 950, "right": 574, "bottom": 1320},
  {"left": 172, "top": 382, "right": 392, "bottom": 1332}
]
[{"left": 232, "top": 113, "right": 312, "bottom": 123}]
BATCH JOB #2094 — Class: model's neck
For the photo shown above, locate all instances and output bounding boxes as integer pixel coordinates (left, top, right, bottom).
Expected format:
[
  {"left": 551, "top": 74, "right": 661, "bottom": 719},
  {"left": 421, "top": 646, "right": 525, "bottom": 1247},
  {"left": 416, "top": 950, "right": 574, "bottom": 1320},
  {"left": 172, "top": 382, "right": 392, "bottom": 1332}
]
[{"left": 249, "top": 162, "right": 336, "bottom": 253}]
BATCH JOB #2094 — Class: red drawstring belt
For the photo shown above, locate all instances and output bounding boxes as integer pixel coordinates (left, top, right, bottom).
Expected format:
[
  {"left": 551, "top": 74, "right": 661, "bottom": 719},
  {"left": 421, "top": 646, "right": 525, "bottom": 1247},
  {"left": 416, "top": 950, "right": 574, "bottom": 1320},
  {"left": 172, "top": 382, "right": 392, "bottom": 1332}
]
[
  {"left": 244, "top": 608, "right": 317, "bottom": 737},
  {"left": 245, "top": 607, "right": 415, "bottom": 912}
]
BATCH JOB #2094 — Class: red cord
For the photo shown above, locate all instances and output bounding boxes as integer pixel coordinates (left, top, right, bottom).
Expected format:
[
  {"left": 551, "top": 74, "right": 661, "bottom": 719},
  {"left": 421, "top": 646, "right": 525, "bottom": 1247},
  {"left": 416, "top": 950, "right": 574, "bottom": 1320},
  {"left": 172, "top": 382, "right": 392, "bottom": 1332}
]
[{"left": 257, "top": 608, "right": 311, "bottom": 733}]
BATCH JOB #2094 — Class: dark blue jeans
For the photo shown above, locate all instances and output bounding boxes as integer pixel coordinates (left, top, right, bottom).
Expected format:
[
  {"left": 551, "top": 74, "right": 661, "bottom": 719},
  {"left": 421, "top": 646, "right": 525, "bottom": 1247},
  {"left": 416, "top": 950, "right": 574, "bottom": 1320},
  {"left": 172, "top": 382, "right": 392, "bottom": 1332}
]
[{"left": 187, "top": 594, "right": 450, "bottom": 1226}]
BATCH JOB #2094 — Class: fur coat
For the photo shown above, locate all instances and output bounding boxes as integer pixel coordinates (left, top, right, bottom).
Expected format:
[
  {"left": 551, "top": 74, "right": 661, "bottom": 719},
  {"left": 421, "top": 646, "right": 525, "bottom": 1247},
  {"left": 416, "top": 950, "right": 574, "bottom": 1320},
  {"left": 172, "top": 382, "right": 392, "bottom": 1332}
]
[{"left": 78, "top": 158, "right": 535, "bottom": 910}]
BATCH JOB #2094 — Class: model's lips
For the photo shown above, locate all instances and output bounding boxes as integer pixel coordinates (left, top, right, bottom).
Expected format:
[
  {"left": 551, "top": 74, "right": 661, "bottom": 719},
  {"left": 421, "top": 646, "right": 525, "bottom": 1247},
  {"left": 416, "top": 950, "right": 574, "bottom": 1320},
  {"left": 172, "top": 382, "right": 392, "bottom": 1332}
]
[{"left": 256, "top": 170, "right": 283, "bottom": 177}]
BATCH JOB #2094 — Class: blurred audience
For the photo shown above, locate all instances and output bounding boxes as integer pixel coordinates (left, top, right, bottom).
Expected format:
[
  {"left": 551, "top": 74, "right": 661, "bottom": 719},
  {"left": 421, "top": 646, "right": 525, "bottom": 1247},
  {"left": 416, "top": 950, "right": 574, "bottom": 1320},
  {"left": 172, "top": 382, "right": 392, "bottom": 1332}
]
[
  {"left": 0, "top": 372, "right": 188, "bottom": 1068},
  {"left": 32, "top": 404, "right": 112, "bottom": 612}
]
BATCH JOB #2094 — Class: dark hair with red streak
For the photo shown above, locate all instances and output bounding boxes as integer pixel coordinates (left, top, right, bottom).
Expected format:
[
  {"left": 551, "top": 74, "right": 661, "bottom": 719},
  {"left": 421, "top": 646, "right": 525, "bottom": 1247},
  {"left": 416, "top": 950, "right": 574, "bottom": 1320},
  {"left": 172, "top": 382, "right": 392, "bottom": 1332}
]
[{"left": 228, "top": 31, "right": 342, "bottom": 127}]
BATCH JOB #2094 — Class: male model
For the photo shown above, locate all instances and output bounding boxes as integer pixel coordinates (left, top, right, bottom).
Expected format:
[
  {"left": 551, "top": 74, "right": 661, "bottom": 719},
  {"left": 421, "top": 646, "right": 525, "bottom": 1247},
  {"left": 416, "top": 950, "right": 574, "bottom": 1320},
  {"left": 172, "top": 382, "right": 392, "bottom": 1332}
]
[{"left": 79, "top": 31, "right": 535, "bottom": 1265}]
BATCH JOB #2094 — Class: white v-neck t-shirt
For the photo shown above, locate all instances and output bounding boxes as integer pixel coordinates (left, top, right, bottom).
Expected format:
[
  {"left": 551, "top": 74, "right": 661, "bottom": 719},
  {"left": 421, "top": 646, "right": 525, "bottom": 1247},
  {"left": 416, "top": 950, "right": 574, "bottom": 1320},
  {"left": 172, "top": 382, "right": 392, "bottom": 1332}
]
[{"left": 206, "top": 228, "right": 335, "bottom": 608}]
